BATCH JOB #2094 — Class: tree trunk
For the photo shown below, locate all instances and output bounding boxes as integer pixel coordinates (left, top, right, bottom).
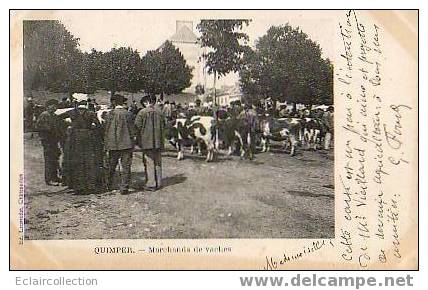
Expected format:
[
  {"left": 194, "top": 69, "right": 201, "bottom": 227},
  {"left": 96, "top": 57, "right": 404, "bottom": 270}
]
[{"left": 213, "top": 71, "right": 217, "bottom": 106}]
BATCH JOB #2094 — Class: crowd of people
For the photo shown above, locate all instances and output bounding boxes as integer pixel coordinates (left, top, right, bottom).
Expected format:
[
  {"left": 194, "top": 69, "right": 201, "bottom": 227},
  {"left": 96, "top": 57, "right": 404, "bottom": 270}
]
[
  {"left": 33, "top": 93, "right": 165, "bottom": 195},
  {"left": 26, "top": 92, "right": 334, "bottom": 195}
]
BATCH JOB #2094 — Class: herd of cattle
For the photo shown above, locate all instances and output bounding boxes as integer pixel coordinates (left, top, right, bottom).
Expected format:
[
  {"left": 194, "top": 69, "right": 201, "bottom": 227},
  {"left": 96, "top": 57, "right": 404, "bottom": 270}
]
[
  {"left": 158, "top": 114, "right": 332, "bottom": 162},
  {"left": 43, "top": 104, "right": 333, "bottom": 163},
  {"left": 97, "top": 108, "right": 332, "bottom": 162}
]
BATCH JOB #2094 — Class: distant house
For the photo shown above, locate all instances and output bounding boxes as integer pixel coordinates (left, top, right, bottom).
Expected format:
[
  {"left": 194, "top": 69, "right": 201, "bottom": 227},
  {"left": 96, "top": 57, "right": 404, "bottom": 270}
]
[
  {"left": 217, "top": 86, "right": 243, "bottom": 107},
  {"left": 167, "top": 21, "right": 206, "bottom": 93},
  {"left": 217, "top": 94, "right": 241, "bottom": 107},
  {"left": 163, "top": 92, "right": 197, "bottom": 105}
]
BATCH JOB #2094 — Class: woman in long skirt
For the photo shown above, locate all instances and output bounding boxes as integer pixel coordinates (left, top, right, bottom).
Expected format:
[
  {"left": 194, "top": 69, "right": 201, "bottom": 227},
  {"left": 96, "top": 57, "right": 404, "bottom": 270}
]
[{"left": 64, "top": 102, "right": 103, "bottom": 194}]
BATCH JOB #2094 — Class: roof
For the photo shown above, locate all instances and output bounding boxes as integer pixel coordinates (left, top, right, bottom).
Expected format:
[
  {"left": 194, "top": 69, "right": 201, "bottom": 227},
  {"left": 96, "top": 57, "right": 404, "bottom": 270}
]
[{"left": 170, "top": 25, "right": 198, "bottom": 44}]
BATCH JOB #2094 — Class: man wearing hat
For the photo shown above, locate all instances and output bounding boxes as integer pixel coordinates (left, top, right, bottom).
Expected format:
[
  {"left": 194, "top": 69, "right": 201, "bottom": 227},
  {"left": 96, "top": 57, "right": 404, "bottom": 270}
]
[
  {"left": 24, "top": 94, "right": 35, "bottom": 133},
  {"left": 58, "top": 96, "right": 71, "bottom": 109},
  {"left": 35, "top": 99, "right": 62, "bottom": 186},
  {"left": 238, "top": 102, "right": 258, "bottom": 160},
  {"left": 104, "top": 94, "right": 135, "bottom": 194},
  {"left": 194, "top": 99, "right": 205, "bottom": 116},
  {"left": 135, "top": 94, "right": 165, "bottom": 191},
  {"left": 323, "top": 106, "right": 334, "bottom": 150}
]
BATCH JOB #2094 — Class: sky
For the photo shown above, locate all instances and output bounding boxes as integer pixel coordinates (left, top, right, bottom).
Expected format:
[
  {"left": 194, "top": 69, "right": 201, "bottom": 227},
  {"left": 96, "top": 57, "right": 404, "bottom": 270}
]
[{"left": 58, "top": 10, "right": 335, "bottom": 86}]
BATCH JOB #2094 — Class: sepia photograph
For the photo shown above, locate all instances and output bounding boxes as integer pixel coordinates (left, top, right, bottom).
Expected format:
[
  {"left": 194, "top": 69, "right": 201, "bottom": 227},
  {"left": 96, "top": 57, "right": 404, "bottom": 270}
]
[
  {"left": 10, "top": 9, "right": 419, "bottom": 270},
  {"left": 21, "top": 12, "right": 335, "bottom": 240}
]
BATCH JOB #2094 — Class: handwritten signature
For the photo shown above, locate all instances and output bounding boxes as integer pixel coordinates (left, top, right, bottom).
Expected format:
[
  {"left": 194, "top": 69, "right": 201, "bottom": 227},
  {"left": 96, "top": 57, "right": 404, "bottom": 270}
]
[
  {"left": 264, "top": 240, "right": 334, "bottom": 270},
  {"left": 383, "top": 104, "right": 412, "bottom": 150}
]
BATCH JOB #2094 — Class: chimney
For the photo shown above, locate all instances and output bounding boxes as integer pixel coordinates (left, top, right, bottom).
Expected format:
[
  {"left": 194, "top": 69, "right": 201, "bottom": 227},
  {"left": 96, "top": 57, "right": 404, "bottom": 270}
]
[{"left": 176, "top": 20, "right": 193, "bottom": 32}]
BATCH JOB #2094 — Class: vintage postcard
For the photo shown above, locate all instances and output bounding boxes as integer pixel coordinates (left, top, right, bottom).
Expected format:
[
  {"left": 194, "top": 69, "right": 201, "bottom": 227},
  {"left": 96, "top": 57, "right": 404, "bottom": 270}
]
[{"left": 10, "top": 10, "right": 418, "bottom": 270}]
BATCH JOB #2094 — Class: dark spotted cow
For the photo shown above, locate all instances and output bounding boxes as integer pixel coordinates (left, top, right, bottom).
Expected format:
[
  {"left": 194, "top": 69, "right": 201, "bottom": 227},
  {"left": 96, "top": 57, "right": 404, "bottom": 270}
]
[
  {"left": 216, "top": 116, "right": 258, "bottom": 160},
  {"left": 167, "top": 116, "right": 216, "bottom": 162},
  {"left": 259, "top": 117, "right": 302, "bottom": 156},
  {"left": 300, "top": 117, "right": 324, "bottom": 150}
]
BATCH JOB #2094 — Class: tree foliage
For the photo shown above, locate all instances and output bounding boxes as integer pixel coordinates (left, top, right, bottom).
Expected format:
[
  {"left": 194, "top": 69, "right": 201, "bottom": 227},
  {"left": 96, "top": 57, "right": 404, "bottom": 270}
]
[
  {"left": 140, "top": 41, "right": 192, "bottom": 96},
  {"left": 23, "top": 20, "right": 81, "bottom": 93},
  {"left": 80, "top": 49, "right": 105, "bottom": 94},
  {"left": 100, "top": 47, "right": 143, "bottom": 96},
  {"left": 23, "top": 21, "right": 194, "bottom": 97},
  {"left": 240, "top": 24, "right": 333, "bottom": 105},
  {"left": 23, "top": 21, "right": 145, "bottom": 96},
  {"left": 196, "top": 19, "right": 251, "bottom": 78}
]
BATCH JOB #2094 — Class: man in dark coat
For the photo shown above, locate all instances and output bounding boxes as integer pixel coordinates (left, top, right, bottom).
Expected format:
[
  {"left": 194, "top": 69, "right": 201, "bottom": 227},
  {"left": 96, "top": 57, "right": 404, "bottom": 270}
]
[
  {"left": 238, "top": 103, "right": 258, "bottom": 160},
  {"left": 35, "top": 99, "right": 62, "bottom": 185},
  {"left": 24, "top": 96, "right": 35, "bottom": 133},
  {"left": 134, "top": 95, "right": 165, "bottom": 191},
  {"left": 104, "top": 94, "right": 135, "bottom": 194}
]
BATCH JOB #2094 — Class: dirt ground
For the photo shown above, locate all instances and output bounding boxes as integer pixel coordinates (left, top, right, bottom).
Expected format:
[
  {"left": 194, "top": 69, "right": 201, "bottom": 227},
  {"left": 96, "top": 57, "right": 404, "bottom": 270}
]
[{"left": 23, "top": 133, "right": 334, "bottom": 239}]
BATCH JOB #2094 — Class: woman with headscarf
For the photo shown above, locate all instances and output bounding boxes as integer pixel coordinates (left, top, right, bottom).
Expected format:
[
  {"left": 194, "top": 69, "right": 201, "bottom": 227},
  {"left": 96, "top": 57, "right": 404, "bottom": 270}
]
[{"left": 63, "top": 100, "right": 103, "bottom": 194}]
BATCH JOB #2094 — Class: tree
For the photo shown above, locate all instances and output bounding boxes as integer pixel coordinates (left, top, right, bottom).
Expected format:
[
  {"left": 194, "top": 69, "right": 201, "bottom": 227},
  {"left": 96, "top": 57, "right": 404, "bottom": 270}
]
[
  {"left": 140, "top": 41, "right": 192, "bottom": 97},
  {"left": 79, "top": 49, "right": 105, "bottom": 94},
  {"left": 320, "top": 59, "right": 334, "bottom": 105},
  {"left": 100, "top": 47, "right": 143, "bottom": 97},
  {"left": 239, "top": 49, "right": 265, "bottom": 105},
  {"left": 196, "top": 19, "right": 251, "bottom": 104},
  {"left": 240, "top": 24, "right": 333, "bottom": 106},
  {"left": 23, "top": 20, "right": 81, "bottom": 93}
]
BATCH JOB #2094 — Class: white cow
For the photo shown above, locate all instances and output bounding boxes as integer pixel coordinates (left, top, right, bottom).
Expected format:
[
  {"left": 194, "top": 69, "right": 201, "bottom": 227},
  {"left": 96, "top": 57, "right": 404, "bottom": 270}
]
[
  {"left": 301, "top": 117, "right": 322, "bottom": 150},
  {"left": 260, "top": 117, "right": 301, "bottom": 156},
  {"left": 168, "top": 116, "right": 216, "bottom": 162}
]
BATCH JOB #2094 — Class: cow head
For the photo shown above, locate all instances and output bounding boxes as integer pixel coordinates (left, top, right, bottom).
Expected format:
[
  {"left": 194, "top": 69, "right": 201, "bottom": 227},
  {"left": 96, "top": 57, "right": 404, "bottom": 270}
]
[{"left": 279, "top": 128, "right": 291, "bottom": 138}]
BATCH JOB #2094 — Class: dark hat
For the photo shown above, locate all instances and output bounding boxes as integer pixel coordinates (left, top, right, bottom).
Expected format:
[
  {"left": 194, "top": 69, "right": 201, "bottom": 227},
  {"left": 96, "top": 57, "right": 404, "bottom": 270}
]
[
  {"left": 113, "top": 94, "right": 127, "bottom": 104},
  {"left": 141, "top": 94, "right": 156, "bottom": 104},
  {"left": 45, "top": 99, "right": 59, "bottom": 107}
]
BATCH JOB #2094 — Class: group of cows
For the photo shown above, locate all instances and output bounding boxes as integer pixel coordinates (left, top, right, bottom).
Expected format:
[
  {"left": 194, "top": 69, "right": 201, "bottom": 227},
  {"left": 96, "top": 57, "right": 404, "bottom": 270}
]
[
  {"left": 161, "top": 114, "right": 331, "bottom": 162},
  {"left": 60, "top": 107, "right": 332, "bottom": 162}
]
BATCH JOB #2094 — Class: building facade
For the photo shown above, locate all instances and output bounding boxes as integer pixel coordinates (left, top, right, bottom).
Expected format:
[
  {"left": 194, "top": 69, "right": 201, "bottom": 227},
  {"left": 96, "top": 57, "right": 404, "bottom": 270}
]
[{"left": 168, "top": 21, "right": 206, "bottom": 93}]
